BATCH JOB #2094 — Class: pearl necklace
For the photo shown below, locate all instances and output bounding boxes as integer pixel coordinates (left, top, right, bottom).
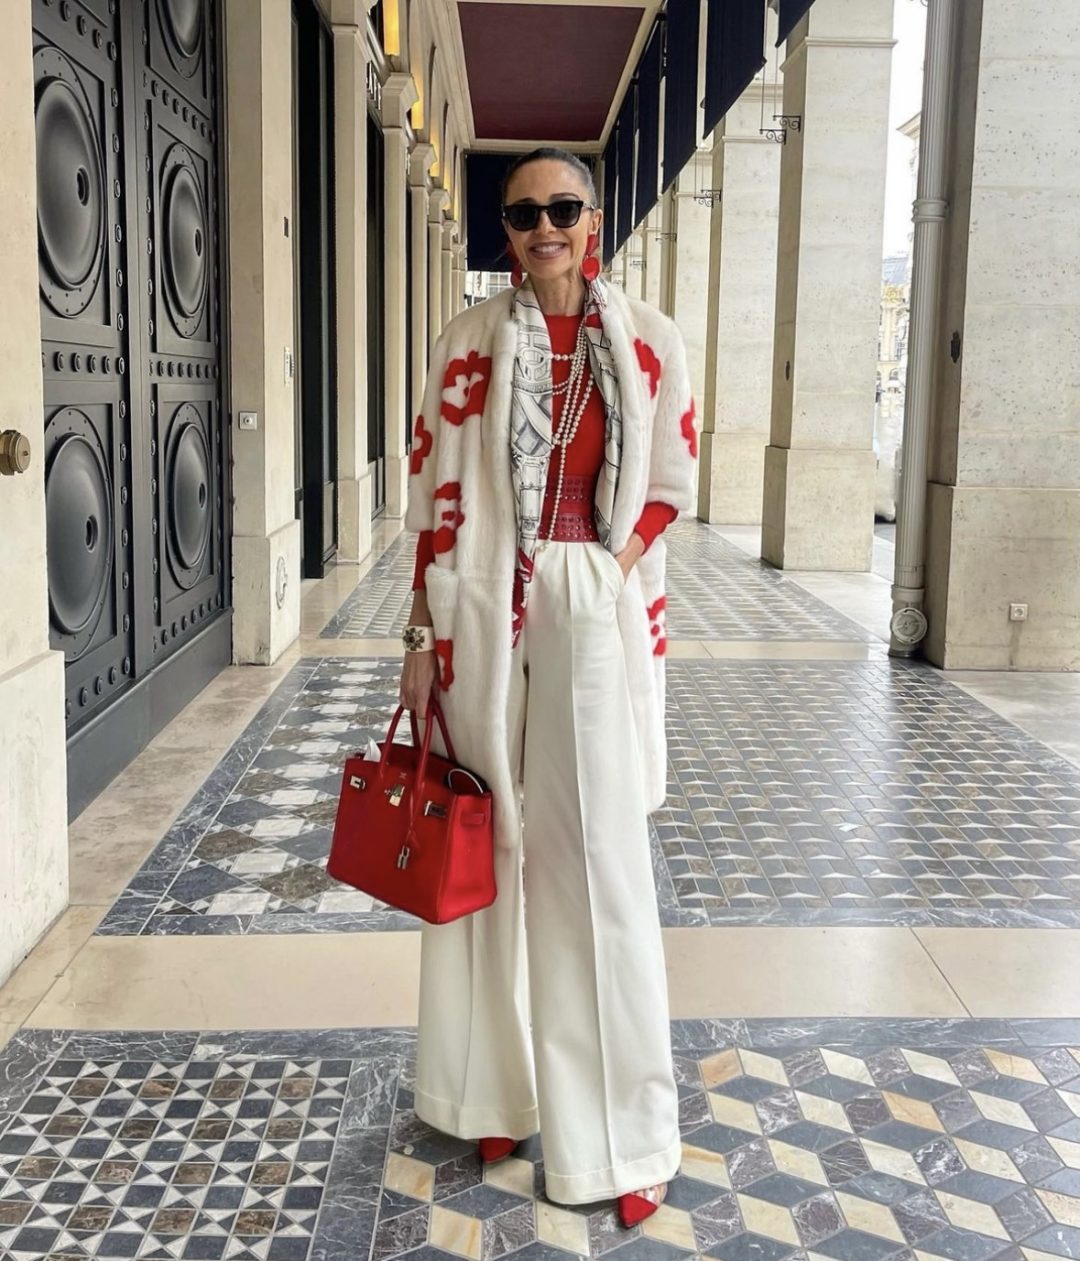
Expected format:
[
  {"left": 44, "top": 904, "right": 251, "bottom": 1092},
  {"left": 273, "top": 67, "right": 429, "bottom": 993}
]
[{"left": 544, "top": 318, "right": 594, "bottom": 540}]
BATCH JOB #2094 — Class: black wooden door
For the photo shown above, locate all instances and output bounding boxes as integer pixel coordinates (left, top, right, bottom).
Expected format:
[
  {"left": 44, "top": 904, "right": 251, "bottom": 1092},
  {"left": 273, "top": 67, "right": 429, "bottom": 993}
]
[{"left": 33, "top": 0, "right": 230, "bottom": 816}]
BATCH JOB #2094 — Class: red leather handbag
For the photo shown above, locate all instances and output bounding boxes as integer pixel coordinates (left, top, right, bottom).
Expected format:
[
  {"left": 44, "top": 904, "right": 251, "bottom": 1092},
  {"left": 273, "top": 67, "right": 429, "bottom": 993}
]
[{"left": 327, "top": 699, "right": 496, "bottom": 924}]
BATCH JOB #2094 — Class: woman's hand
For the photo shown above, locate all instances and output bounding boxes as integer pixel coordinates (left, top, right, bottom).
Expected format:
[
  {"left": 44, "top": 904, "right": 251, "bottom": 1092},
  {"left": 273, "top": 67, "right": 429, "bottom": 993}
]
[
  {"left": 615, "top": 532, "right": 646, "bottom": 581},
  {"left": 401, "top": 648, "right": 439, "bottom": 715}
]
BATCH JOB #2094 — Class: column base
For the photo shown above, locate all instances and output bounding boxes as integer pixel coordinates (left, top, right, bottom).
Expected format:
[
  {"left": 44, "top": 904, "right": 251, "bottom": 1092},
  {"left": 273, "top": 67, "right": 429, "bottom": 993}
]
[
  {"left": 232, "top": 518, "right": 302, "bottom": 665},
  {"left": 0, "top": 650, "right": 68, "bottom": 985},
  {"left": 338, "top": 473, "right": 373, "bottom": 563},
  {"left": 761, "top": 446, "right": 876, "bottom": 571},
  {"left": 924, "top": 483, "right": 1080, "bottom": 671},
  {"left": 385, "top": 454, "right": 410, "bottom": 520},
  {"left": 698, "top": 432, "right": 769, "bottom": 524}
]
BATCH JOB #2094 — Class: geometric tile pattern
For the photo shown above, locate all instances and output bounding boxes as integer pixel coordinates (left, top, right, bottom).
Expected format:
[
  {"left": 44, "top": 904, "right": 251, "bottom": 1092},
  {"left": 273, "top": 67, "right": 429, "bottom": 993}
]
[
  {"left": 319, "top": 519, "right": 872, "bottom": 643},
  {"left": 656, "top": 661, "right": 1080, "bottom": 927},
  {"left": 96, "top": 656, "right": 1080, "bottom": 936},
  {"left": 94, "top": 659, "right": 422, "bottom": 939},
  {"left": 5, "top": 1023, "right": 1080, "bottom": 1261}
]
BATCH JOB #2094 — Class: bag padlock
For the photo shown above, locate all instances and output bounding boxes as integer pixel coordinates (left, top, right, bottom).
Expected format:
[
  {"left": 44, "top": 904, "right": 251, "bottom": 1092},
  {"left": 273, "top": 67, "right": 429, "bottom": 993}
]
[{"left": 386, "top": 782, "right": 405, "bottom": 806}]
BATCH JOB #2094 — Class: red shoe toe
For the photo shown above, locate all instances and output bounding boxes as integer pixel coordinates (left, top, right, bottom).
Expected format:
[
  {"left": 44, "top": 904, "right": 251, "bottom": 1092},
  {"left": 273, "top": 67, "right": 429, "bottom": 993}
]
[
  {"left": 618, "top": 1193, "right": 660, "bottom": 1228},
  {"left": 478, "top": 1137, "right": 518, "bottom": 1163}
]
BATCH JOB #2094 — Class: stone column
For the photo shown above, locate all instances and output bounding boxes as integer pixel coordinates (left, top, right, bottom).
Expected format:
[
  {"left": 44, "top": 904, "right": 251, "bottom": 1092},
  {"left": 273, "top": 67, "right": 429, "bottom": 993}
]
[
  {"left": 658, "top": 186, "right": 678, "bottom": 317},
  {"left": 381, "top": 72, "right": 418, "bottom": 519},
  {"left": 453, "top": 243, "right": 467, "bottom": 314},
  {"left": 672, "top": 147, "right": 713, "bottom": 408},
  {"left": 921, "top": 0, "right": 1080, "bottom": 669},
  {"left": 331, "top": 1, "right": 372, "bottom": 562},
  {"left": 428, "top": 188, "right": 448, "bottom": 350},
  {"left": 409, "top": 143, "right": 434, "bottom": 422},
  {"left": 441, "top": 223, "right": 456, "bottom": 328},
  {"left": 0, "top": 0, "right": 68, "bottom": 985},
  {"left": 761, "top": 0, "right": 894, "bottom": 570},
  {"left": 642, "top": 207, "right": 664, "bottom": 307},
  {"left": 698, "top": 76, "right": 783, "bottom": 525},
  {"left": 623, "top": 227, "right": 646, "bottom": 300},
  {"left": 228, "top": 0, "right": 302, "bottom": 661}
]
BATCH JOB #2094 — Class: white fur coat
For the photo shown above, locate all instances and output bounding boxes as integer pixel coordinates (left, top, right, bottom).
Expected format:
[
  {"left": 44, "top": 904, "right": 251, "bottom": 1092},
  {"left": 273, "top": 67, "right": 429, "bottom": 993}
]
[{"left": 405, "top": 282, "right": 698, "bottom": 847}]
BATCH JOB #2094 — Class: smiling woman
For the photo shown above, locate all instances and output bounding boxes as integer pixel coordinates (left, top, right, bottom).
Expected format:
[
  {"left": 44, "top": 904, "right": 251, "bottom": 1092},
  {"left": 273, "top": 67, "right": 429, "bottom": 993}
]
[{"left": 398, "top": 144, "right": 699, "bottom": 1230}]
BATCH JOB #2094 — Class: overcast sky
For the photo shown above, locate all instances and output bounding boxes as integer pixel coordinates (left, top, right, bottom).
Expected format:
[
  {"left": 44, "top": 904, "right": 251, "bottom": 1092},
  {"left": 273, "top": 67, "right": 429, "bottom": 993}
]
[{"left": 883, "top": 0, "right": 928, "bottom": 257}]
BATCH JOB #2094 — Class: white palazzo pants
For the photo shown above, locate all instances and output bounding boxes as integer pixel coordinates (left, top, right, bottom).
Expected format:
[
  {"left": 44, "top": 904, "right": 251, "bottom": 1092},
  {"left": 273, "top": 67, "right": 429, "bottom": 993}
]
[{"left": 414, "top": 540, "right": 682, "bottom": 1206}]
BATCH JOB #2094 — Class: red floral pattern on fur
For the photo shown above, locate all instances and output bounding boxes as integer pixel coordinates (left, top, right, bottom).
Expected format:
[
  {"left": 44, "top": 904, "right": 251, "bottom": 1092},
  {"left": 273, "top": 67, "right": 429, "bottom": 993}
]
[
  {"left": 432, "top": 482, "right": 464, "bottom": 555},
  {"left": 680, "top": 400, "right": 698, "bottom": 459},
  {"left": 441, "top": 352, "right": 491, "bottom": 426},
  {"left": 409, "top": 415, "right": 433, "bottom": 475},
  {"left": 635, "top": 338, "right": 662, "bottom": 397}
]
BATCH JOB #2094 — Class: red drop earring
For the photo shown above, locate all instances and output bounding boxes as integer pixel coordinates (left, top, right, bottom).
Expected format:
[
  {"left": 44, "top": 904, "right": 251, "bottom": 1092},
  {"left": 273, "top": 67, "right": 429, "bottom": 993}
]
[
  {"left": 581, "top": 232, "right": 601, "bottom": 283},
  {"left": 507, "top": 246, "right": 524, "bottom": 289}
]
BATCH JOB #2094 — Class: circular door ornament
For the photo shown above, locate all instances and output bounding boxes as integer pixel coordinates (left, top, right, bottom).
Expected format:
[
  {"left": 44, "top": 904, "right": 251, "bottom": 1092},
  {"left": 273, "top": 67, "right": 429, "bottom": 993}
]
[
  {"left": 35, "top": 48, "right": 106, "bottom": 318},
  {"left": 161, "top": 144, "right": 209, "bottom": 339},
  {"left": 165, "top": 404, "right": 212, "bottom": 589},
  {"left": 45, "top": 409, "right": 114, "bottom": 660},
  {"left": 157, "top": 0, "right": 205, "bottom": 78}
]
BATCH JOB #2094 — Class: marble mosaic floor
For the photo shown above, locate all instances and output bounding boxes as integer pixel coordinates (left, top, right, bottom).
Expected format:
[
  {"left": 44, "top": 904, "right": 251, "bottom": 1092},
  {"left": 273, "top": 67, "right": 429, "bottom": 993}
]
[
  {"left": 93, "top": 653, "right": 1080, "bottom": 938},
  {"left": 5, "top": 1021, "right": 1080, "bottom": 1261},
  {"left": 319, "top": 521, "right": 871, "bottom": 644}
]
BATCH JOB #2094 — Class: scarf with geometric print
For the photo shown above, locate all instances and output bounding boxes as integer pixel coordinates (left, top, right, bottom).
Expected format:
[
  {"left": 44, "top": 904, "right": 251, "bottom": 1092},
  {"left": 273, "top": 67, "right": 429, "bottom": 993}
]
[{"left": 508, "top": 274, "right": 623, "bottom": 646}]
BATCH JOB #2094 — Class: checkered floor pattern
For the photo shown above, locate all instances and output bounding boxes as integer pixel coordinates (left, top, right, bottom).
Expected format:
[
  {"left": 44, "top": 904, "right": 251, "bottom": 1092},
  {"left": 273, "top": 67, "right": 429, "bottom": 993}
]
[
  {"left": 4, "top": 1022, "right": 1080, "bottom": 1261},
  {"left": 95, "top": 655, "right": 1080, "bottom": 937},
  {"left": 318, "top": 520, "right": 870, "bottom": 643}
]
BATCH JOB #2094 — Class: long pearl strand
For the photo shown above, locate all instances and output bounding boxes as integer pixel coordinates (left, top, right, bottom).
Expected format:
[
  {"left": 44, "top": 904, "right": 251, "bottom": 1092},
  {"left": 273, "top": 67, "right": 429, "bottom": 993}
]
[{"left": 544, "top": 317, "right": 594, "bottom": 540}]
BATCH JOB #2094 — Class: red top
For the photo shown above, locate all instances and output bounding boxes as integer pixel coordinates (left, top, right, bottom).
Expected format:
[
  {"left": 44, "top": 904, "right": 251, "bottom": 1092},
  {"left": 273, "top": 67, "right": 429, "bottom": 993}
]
[{"left": 413, "top": 313, "right": 677, "bottom": 590}]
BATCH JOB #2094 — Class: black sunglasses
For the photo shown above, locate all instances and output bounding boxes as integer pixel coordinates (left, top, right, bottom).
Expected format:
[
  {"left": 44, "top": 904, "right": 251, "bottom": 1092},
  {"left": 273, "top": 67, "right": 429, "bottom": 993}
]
[{"left": 502, "top": 199, "right": 596, "bottom": 232}]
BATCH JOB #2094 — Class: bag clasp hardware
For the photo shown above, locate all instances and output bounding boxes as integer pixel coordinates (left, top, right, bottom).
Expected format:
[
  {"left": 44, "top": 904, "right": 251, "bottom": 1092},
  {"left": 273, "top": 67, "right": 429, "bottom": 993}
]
[
  {"left": 423, "top": 801, "right": 447, "bottom": 819},
  {"left": 397, "top": 844, "right": 411, "bottom": 869},
  {"left": 349, "top": 775, "right": 367, "bottom": 791}
]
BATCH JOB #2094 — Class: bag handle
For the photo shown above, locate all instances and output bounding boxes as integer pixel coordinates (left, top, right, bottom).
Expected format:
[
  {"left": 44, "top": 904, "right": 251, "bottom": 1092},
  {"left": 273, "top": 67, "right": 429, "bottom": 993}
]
[{"left": 379, "top": 698, "right": 459, "bottom": 848}]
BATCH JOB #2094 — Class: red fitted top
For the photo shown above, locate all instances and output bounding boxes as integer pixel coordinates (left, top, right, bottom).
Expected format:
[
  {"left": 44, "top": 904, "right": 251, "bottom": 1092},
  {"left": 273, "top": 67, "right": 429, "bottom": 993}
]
[{"left": 413, "top": 313, "right": 677, "bottom": 590}]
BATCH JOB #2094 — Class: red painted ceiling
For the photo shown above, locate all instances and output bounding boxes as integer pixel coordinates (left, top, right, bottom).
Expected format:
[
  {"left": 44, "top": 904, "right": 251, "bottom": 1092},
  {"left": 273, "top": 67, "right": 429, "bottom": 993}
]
[{"left": 457, "top": 3, "right": 645, "bottom": 143}]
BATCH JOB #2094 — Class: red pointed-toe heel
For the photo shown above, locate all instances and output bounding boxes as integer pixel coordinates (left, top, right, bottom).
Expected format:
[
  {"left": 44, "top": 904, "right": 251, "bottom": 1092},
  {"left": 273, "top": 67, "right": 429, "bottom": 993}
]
[
  {"left": 478, "top": 1137, "right": 518, "bottom": 1163},
  {"left": 618, "top": 1184, "right": 667, "bottom": 1228}
]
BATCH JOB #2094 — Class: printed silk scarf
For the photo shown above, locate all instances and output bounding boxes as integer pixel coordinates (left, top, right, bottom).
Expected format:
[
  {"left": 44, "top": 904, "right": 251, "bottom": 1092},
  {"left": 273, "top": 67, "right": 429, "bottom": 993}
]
[{"left": 509, "top": 275, "right": 623, "bottom": 645}]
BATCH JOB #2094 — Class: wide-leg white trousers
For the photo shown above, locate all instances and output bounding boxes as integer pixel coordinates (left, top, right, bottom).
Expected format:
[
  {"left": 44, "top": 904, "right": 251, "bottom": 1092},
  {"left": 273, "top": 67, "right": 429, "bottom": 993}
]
[{"left": 414, "top": 540, "right": 682, "bottom": 1206}]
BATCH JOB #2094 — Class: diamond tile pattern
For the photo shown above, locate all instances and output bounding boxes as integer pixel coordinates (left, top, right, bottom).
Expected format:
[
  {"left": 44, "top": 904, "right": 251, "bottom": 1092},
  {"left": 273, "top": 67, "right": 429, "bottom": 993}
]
[
  {"left": 654, "top": 661, "right": 1080, "bottom": 925},
  {"left": 97, "top": 651, "right": 1080, "bottom": 936},
  {"left": 318, "top": 519, "right": 871, "bottom": 643},
  {"left": 9, "top": 1024, "right": 1080, "bottom": 1261}
]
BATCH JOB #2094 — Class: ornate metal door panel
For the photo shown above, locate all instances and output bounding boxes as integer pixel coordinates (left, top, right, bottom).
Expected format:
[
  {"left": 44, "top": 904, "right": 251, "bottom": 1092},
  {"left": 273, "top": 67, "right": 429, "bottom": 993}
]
[{"left": 34, "top": 0, "right": 229, "bottom": 814}]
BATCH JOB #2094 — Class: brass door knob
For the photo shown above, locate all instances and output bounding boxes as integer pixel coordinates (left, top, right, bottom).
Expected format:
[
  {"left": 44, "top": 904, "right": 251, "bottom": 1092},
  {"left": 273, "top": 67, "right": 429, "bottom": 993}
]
[{"left": 0, "top": 431, "right": 31, "bottom": 476}]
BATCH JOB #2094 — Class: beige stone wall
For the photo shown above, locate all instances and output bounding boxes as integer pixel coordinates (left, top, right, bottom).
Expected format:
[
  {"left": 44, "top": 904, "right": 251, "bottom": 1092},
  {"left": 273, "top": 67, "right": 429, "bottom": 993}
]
[
  {"left": 673, "top": 150, "right": 713, "bottom": 409},
  {"left": 924, "top": 0, "right": 1080, "bottom": 669},
  {"left": 0, "top": 0, "right": 69, "bottom": 985}
]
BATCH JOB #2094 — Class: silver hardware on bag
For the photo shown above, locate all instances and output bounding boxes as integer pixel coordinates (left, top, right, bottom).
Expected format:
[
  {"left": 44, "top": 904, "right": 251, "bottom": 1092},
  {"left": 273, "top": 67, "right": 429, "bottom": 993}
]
[
  {"left": 349, "top": 775, "right": 367, "bottom": 791},
  {"left": 423, "top": 801, "right": 447, "bottom": 819},
  {"left": 397, "top": 845, "right": 411, "bottom": 869},
  {"left": 387, "top": 783, "right": 405, "bottom": 806}
]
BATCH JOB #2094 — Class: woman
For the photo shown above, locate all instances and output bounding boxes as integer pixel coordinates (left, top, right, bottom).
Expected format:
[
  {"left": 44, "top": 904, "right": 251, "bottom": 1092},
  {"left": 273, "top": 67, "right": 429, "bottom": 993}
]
[{"left": 399, "top": 147, "right": 698, "bottom": 1226}]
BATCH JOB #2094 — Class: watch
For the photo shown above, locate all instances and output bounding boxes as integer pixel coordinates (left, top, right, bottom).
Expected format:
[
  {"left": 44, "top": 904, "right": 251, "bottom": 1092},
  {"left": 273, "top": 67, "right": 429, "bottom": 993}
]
[{"left": 403, "top": 624, "right": 436, "bottom": 653}]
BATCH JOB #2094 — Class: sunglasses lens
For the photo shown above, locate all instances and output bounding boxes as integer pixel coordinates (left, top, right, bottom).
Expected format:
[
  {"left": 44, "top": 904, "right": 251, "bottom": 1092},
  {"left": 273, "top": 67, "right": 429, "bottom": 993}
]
[
  {"left": 505, "top": 205, "right": 539, "bottom": 232},
  {"left": 548, "top": 201, "right": 583, "bottom": 228}
]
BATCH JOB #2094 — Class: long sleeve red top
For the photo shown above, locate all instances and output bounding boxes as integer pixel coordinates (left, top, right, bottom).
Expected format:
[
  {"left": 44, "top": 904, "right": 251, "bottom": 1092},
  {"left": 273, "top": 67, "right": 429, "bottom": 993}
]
[{"left": 413, "top": 312, "right": 677, "bottom": 590}]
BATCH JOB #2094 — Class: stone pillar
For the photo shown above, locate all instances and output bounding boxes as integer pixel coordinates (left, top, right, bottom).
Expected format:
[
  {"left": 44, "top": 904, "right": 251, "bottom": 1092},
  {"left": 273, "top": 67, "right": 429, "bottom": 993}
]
[
  {"left": 672, "top": 147, "right": 713, "bottom": 408},
  {"left": 453, "top": 243, "right": 467, "bottom": 314},
  {"left": 658, "top": 186, "right": 678, "bottom": 317},
  {"left": 331, "top": 1, "right": 372, "bottom": 562},
  {"left": 381, "top": 72, "right": 417, "bottom": 519},
  {"left": 761, "top": 0, "right": 894, "bottom": 570},
  {"left": 698, "top": 76, "right": 783, "bottom": 525},
  {"left": 409, "top": 144, "right": 434, "bottom": 419},
  {"left": 428, "top": 189, "right": 447, "bottom": 350},
  {"left": 0, "top": 0, "right": 68, "bottom": 986},
  {"left": 441, "top": 223, "right": 456, "bottom": 328},
  {"left": 642, "top": 207, "right": 664, "bottom": 307},
  {"left": 228, "top": 0, "right": 302, "bottom": 661},
  {"left": 922, "top": 0, "right": 1080, "bottom": 669},
  {"left": 623, "top": 227, "right": 646, "bottom": 300}
]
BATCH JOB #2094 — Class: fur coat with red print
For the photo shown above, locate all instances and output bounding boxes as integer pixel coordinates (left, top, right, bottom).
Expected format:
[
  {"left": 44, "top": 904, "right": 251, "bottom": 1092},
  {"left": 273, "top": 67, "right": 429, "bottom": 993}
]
[{"left": 405, "top": 282, "right": 697, "bottom": 843}]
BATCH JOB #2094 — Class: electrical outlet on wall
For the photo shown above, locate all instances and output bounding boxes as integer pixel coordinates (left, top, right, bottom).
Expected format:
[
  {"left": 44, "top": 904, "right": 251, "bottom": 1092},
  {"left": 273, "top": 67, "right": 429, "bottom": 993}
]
[{"left": 1009, "top": 603, "right": 1028, "bottom": 622}]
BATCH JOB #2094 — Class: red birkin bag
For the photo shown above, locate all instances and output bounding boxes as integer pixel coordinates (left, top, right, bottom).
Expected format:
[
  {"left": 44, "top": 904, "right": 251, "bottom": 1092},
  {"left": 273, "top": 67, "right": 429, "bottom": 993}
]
[{"left": 327, "top": 699, "right": 496, "bottom": 924}]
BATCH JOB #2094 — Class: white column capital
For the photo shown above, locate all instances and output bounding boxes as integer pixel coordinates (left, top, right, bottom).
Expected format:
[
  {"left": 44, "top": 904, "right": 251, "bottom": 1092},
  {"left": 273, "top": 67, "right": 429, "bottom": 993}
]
[
  {"left": 410, "top": 141, "right": 436, "bottom": 185},
  {"left": 382, "top": 71, "right": 418, "bottom": 127},
  {"left": 429, "top": 186, "right": 450, "bottom": 220},
  {"left": 329, "top": 0, "right": 365, "bottom": 27},
  {"left": 442, "top": 220, "right": 459, "bottom": 248}
]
